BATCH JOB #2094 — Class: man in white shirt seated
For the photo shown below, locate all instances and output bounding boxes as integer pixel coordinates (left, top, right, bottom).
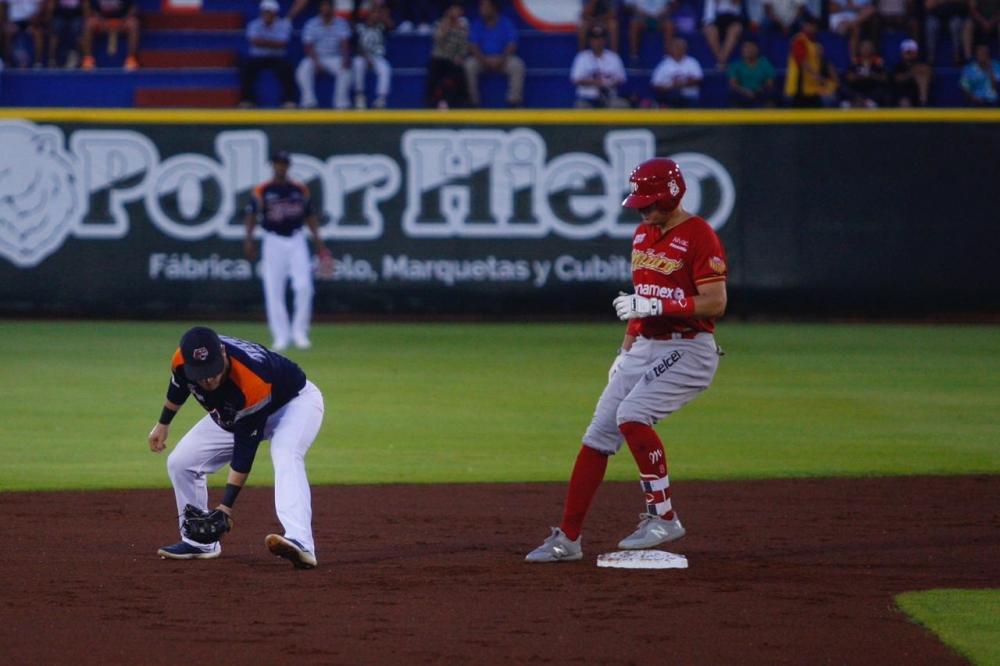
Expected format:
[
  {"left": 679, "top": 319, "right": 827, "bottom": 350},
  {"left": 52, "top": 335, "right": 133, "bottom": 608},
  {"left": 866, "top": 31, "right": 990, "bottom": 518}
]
[
  {"left": 295, "top": 0, "right": 352, "bottom": 109},
  {"left": 570, "top": 25, "right": 630, "bottom": 108},
  {"left": 650, "top": 37, "right": 704, "bottom": 107}
]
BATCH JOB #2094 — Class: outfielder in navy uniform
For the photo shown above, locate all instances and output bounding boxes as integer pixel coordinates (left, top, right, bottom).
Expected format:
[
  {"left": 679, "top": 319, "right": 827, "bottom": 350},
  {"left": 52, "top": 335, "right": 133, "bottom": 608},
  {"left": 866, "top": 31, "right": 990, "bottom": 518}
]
[
  {"left": 244, "top": 150, "right": 331, "bottom": 352},
  {"left": 526, "top": 157, "right": 728, "bottom": 563},
  {"left": 149, "top": 326, "right": 325, "bottom": 569}
]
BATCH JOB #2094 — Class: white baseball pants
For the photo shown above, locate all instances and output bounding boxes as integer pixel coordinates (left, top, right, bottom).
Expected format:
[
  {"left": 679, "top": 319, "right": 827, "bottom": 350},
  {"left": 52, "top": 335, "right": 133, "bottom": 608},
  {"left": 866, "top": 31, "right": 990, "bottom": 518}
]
[
  {"left": 166, "top": 381, "right": 325, "bottom": 554},
  {"left": 352, "top": 55, "right": 391, "bottom": 99},
  {"left": 260, "top": 230, "right": 314, "bottom": 350},
  {"left": 296, "top": 56, "right": 351, "bottom": 109},
  {"left": 582, "top": 334, "right": 720, "bottom": 455}
]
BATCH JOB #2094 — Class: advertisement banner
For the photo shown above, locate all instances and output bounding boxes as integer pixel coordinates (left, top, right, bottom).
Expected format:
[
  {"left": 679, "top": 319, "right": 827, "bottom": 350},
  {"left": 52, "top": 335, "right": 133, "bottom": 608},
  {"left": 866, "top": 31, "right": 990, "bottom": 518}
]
[{"left": 0, "top": 111, "right": 996, "bottom": 317}]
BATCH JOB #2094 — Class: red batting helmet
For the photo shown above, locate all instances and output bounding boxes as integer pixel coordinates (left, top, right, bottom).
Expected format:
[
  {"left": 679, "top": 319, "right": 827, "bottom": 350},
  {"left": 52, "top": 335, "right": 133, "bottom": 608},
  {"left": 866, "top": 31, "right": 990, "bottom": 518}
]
[{"left": 621, "top": 158, "right": 686, "bottom": 212}]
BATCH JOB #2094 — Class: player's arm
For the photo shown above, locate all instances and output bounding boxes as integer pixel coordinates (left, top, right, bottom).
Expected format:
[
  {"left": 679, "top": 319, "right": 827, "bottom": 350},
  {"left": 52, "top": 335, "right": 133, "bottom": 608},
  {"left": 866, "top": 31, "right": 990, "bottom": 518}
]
[
  {"left": 692, "top": 279, "right": 727, "bottom": 317},
  {"left": 244, "top": 194, "right": 260, "bottom": 261},
  {"left": 614, "top": 280, "right": 727, "bottom": 320},
  {"left": 148, "top": 399, "right": 183, "bottom": 453},
  {"left": 214, "top": 469, "right": 249, "bottom": 517}
]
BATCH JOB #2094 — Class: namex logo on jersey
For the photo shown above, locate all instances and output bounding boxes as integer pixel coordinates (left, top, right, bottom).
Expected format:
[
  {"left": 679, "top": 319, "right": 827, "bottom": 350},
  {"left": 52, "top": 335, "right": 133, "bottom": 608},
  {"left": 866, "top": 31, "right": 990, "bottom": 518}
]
[{"left": 0, "top": 120, "right": 736, "bottom": 274}]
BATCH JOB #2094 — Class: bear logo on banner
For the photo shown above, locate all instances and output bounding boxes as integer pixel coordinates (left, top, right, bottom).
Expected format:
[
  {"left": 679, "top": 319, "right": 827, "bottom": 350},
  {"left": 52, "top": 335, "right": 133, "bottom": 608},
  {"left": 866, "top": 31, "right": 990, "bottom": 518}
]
[{"left": 0, "top": 121, "right": 85, "bottom": 268}]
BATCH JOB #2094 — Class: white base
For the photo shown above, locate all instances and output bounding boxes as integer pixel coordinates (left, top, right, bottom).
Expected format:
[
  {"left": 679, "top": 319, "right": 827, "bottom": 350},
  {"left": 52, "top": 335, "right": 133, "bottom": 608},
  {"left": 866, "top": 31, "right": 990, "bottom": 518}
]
[{"left": 596, "top": 550, "right": 688, "bottom": 569}]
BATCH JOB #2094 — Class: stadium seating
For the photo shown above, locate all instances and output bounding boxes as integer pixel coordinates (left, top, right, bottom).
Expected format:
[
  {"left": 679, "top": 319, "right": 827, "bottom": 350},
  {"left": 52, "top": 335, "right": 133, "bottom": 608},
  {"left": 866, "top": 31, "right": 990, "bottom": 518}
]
[{"left": 0, "top": 0, "right": 970, "bottom": 109}]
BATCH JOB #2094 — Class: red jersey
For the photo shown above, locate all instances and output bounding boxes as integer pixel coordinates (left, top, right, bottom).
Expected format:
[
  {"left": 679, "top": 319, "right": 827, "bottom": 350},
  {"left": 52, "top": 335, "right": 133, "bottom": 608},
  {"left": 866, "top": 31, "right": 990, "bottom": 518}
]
[{"left": 625, "top": 215, "right": 727, "bottom": 338}]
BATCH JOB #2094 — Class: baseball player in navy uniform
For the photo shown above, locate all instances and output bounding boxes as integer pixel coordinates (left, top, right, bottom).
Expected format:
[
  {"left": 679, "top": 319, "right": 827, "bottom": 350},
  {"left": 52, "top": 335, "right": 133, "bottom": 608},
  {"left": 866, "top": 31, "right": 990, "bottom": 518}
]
[
  {"left": 244, "top": 150, "right": 330, "bottom": 351},
  {"left": 149, "top": 326, "right": 325, "bottom": 569},
  {"left": 526, "top": 157, "right": 728, "bottom": 563}
]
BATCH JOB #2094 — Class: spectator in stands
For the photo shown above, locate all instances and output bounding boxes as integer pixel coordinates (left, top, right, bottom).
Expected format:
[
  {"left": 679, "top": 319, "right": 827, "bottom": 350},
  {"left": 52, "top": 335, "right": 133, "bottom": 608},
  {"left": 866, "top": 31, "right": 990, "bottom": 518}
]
[
  {"left": 890, "top": 37, "right": 932, "bottom": 105},
  {"left": 842, "top": 37, "right": 889, "bottom": 105},
  {"left": 624, "top": 0, "right": 673, "bottom": 64},
  {"left": 925, "top": 0, "right": 970, "bottom": 64},
  {"left": 579, "top": 0, "right": 620, "bottom": 53},
  {"left": 239, "top": 0, "right": 297, "bottom": 108},
  {"left": 81, "top": 0, "right": 139, "bottom": 70},
  {"left": 829, "top": 0, "right": 878, "bottom": 59},
  {"left": 48, "top": 0, "right": 86, "bottom": 68},
  {"left": 296, "top": 0, "right": 351, "bottom": 109},
  {"left": 728, "top": 39, "right": 778, "bottom": 106},
  {"left": 873, "top": 0, "right": 918, "bottom": 45},
  {"left": 464, "top": 0, "right": 525, "bottom": 108},
  {"left": 963, "top": 0, "right": 1000, "bottom": 59},
  {"left": 815, "top": 42, "right": 846, "bottom": 105},
  {"left": 352, "top": 0, "right": 393, "bottom": 109},
  {"left": 650, "top": 36, "right": 704, "bottom": 106},
  {"left": 670, "top": 0, "right": 700, "bottom": 37},
  {"left": 288, "top": 0, "right": 360, "bottom": 25},
  {"left": 784, "top": 14, "right": 825, "bottom": 106},
  {"left": 3, "top": 0, "right": 46, "bottom": 67},
  {"left": 395, "top": 0, "right": 445, "bottom": 35},
  {"left": 959, "top": 41, "right": 1000, "bottom": 104},
  {"left": 571, "top": 25, "right": 629, "bottom": 107},
  {"left": 762, "top": 0, "right": 809, "bottom": 37},
  {"left": 426, "top": 0, "right": 469, "bottom": 109},
  {"left": 702, "top": 0, "right": 745, "bottom": 70}
]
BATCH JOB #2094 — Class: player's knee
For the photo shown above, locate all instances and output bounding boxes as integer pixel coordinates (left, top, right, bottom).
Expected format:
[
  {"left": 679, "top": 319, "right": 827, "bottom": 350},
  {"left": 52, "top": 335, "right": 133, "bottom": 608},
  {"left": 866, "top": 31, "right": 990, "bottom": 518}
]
[
  {"left": 617, "top": 414, "right": 655, "bottom": 433},
  {"left": 619, "top": 421, "right": 650, "bottom": 439},
  {"left": 165, "top": 449, "right": 189, "bottom": 481}
]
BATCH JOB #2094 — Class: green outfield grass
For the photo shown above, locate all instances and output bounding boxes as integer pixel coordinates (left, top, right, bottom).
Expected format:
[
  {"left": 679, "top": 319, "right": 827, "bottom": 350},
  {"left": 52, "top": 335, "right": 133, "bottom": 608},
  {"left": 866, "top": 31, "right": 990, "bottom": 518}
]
[
  {"left": 897, "top": 590, "right": 1000, "bottom": 665},
  {"left": 1, "top": 320, "right": 997, "bottom": 492}
]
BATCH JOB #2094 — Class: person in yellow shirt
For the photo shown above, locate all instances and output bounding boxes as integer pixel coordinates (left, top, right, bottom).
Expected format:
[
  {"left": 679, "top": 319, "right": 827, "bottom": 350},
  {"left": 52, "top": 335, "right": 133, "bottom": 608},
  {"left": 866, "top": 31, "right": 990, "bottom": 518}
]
[{"left": 783, "top": 15, "right": 825, "bottom": 107}]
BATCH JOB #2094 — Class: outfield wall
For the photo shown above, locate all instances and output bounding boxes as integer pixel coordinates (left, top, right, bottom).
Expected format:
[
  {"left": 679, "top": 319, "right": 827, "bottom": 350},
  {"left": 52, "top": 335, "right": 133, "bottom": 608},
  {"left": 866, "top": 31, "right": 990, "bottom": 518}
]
[{"left": 1, "top": 108, "right": 997, "bottom": 318}]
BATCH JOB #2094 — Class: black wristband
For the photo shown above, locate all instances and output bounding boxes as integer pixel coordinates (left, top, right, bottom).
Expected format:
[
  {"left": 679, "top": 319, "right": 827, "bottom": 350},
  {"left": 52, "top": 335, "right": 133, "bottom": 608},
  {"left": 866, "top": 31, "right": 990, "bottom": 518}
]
[
  {"left": 158, "top": 406, "right": 176, "bottom": 425},
  {"left": 221, "top": 483, "right": 242, "bottom": 509}
]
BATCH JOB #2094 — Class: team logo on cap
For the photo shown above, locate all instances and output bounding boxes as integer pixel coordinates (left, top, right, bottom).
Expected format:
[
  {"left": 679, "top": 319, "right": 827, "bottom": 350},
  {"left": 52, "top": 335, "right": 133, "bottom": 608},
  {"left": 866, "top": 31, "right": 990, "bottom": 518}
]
[
  {"left": 193, "top": 346, "right": 209, "bottom": 361},
  {"left": 668, "top": 180, "right": 680, "bottom": 197}
]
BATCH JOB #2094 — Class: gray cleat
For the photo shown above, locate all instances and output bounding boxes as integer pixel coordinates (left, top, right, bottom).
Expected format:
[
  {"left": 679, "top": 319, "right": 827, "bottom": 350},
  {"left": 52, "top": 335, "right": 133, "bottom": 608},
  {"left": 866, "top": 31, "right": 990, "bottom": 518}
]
[
  {"left": 265, "top": 534, "right": 317, "bottom": 569},
  {"left": 618, "top": 513, "right": 686, "bottom": 549},
  {"left": 525, "top": 527, "right": 583, "bottom": 563}
]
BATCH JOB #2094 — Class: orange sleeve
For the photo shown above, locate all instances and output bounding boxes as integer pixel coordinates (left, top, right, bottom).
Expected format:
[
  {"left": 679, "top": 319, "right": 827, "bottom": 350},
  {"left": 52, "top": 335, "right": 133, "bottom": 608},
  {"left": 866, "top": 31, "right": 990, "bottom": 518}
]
[
  {"left": 228, "top": 358, "right": 272, "bottom": 412},
  {"left": 171, "top": 348, "right": 184, "bottom": 373}
]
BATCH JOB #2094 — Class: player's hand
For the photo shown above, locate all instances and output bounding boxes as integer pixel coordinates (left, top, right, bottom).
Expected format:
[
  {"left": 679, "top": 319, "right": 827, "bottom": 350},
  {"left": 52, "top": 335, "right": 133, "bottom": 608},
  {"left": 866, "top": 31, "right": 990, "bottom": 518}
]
[
  {"left": 316, "top": 247, "right": 334, "bottom": 279},
  {"left": 149, "top": 423, "right": 169, "bottom": 453},
  {"left": 608, "top": 348, "right": 626, "bottom": 381},
  {"left": 613, "top": 292, "right": 662, "bottom": 320}
]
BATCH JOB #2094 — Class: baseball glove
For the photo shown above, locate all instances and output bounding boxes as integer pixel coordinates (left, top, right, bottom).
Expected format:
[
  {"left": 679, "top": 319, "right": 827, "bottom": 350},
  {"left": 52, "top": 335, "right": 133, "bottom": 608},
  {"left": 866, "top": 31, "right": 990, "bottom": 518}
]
[{"left": 181, "top": 504, "right": 234, "bottom": 544}]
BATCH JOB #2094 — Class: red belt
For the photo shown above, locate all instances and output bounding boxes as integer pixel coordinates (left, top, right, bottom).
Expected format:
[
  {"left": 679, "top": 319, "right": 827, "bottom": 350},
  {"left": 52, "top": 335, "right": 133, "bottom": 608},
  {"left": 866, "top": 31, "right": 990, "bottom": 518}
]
[{"left": 641, "top": 330, "right": 700, "bottom": 340}]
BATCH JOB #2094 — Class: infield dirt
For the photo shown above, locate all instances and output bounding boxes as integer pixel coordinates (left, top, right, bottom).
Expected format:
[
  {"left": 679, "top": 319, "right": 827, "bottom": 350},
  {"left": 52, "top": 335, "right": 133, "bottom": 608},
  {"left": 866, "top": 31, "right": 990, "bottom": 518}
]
[{"left": 2, "top": 476, "right": 998, "bottom": 664}]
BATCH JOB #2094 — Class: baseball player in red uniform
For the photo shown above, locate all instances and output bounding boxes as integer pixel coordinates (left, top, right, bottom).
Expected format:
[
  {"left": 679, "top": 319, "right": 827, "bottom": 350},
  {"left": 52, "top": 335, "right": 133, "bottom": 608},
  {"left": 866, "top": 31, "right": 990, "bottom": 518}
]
[
  {"left": 149, "top": 326, "right": 325, "bottom": 569},
  {"left": 526, "top": 157, "right": 728, "bottom": 563},
  {"left": 244, "top": 150, "right": 330, "bottom": 351}
]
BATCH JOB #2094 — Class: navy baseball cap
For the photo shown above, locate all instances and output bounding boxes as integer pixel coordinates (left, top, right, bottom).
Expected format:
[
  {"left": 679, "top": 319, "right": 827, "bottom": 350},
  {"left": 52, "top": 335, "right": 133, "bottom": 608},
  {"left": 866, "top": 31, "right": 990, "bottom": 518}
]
[
  {"left": 271, "top": 150, "right": 290, "bottom": 164},
  {"left": 180, "top": 327, "right": 226, "bottom": 381}
]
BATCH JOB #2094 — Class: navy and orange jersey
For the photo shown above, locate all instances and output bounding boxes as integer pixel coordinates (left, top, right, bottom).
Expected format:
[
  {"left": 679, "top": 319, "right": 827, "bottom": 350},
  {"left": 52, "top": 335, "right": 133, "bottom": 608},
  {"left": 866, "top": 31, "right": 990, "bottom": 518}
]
[
  {"left": 626, "top": 215, "right": 728, "bottom": 339},
  {"left": 246, "top": 179, "right": 316, "bottom": 237},
  {"left": 167, "top": 336, "right": 307, "bottom": 473}
]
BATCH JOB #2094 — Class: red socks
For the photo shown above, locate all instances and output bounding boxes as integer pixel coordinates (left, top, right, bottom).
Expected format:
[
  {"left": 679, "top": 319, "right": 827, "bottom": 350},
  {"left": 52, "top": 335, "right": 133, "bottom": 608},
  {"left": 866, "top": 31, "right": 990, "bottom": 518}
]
[
  {"left": 559, "top": 445, "right": 608, "bottom": 541},
  {"left": 620, "top": 421, "right": 675, "bottom": 520}
]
